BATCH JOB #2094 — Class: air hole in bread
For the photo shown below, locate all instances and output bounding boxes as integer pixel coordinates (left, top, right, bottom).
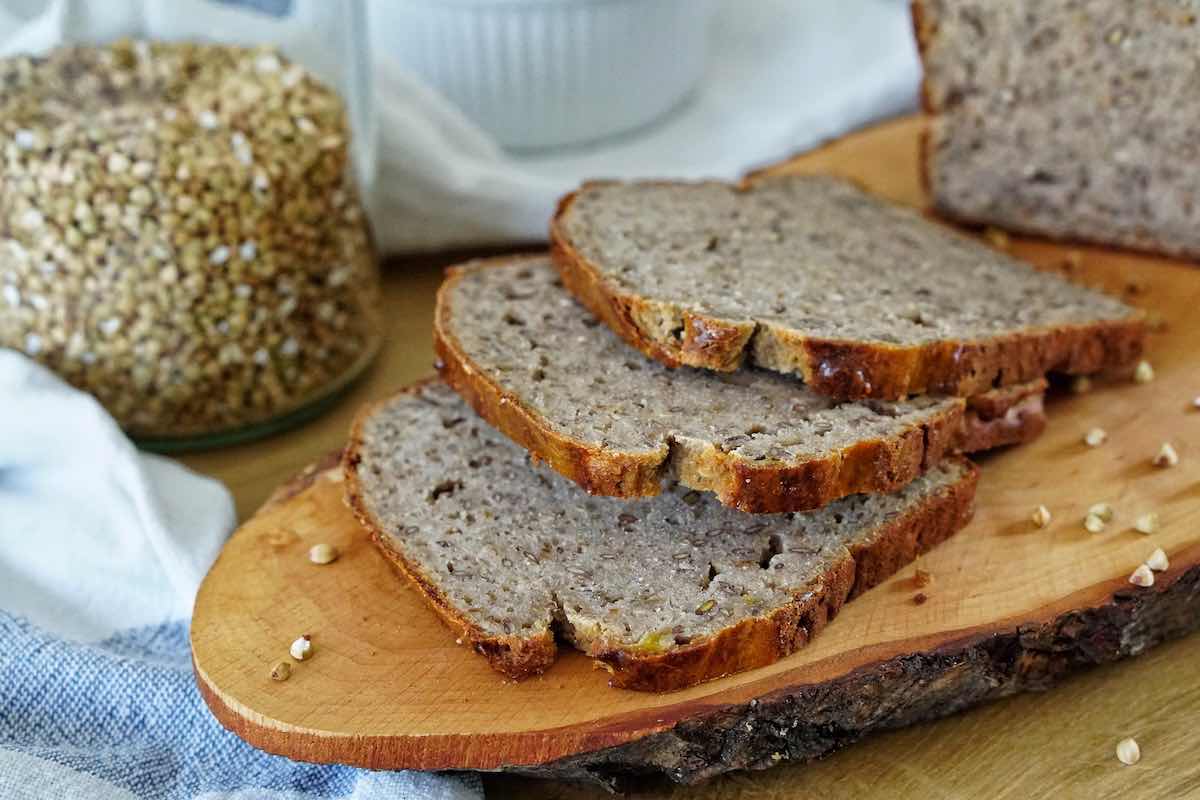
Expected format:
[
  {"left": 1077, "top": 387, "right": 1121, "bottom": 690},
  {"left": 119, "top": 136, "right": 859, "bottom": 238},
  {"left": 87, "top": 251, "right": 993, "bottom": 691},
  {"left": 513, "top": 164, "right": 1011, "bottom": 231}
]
[
  {"left": 429, "top": 479, "right": 462, "bottom": 502},
  {"left": 960, "top": 8, "right": 985, "bottom": 38},
  {"left": 502, "top": 286, "right": 534, "bottom": 301},
  {"left": 902, "top": 311, "right": 934, "bottom": 328},
  {"left": 759, "top": 534, "right": 784, "bottom": 569}
]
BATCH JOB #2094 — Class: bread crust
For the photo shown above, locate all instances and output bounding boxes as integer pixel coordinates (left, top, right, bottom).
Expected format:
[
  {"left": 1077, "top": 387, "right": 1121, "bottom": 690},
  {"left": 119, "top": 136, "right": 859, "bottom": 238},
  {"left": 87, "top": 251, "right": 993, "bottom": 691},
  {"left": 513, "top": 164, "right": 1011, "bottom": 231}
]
[
  {"left": 345, "top": 381, "right": 980, "bottom": 692},
  {"left": 435, "top": 258, "right": 1020, "bottom": 514},
  {"left": 964, "top": 376, "right": 1046, "bottom": 418},
  {"left": 343, "top": 384, "right": 557, "bottom": 682},
  {"left": 957, "top": 381, "right": 1047, "bottom": 452},
  {"left": 910, "top": 0, "right": 937, "bottom": 197},
  {"left": 550, "top": 185, "right": 1146, "bottom": 402}
]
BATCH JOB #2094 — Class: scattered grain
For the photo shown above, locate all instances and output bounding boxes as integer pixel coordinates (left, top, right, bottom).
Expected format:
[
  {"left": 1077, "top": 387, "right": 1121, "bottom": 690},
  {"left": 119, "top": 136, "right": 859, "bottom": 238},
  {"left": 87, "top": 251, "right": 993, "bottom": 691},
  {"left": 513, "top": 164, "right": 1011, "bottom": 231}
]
[
  {"left": 1153, "top": 442, "right": 1179, "bottom": 468},
  {"left": 1134, "top": 513, "right": 1159, "bottom": 535},
  {"left": 1088, "top": 502, "right": 1114, "bottom": 523},
  {"left": 289, "top": 634, "right": 313, "bottom": 661},
  {"left": 1071, "top": 375, "right": 1092, "bottom": 394},
  {"left": 1031, "top": 505, "right": 1052, "bottom": 528},
  {"left": 1128, "top": 564, "right": 1155, "bottom": 587},
  {"left": 1147, "top": 548, "right": 1169, "bottom": 572},
  {"left": 1084, "top": 427, "right": 1107, "bottom": 447},
  {"left": 269, "top": 660, "right": 292, "bottom": 681},
  {"left": 1084, "top": 513, "right": 1106, "bottom": 534},
  {"left": 1133, "top": 360, "right": 1155, "bottom": 384},
  {"left": 308, "top": 543, "right": 339, "bottom": 565},
  {"left": 1116, "top": 737, "right": 1141, "bottom": 765}
]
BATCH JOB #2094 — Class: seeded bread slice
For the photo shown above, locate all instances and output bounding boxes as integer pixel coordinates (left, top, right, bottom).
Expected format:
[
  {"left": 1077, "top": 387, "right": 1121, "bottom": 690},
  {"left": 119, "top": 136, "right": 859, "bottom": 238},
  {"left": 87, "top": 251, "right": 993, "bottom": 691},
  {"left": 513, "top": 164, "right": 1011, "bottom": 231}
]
[
  {"left": 913, "top": 0, "right": 1200, "bottom": 259},
  {"left": 550, "top": 175, "right": 1145, "bottom": 401},
  {"left": 435, "top": 256, "right": 1042, "bottom": 513},
  {"left": 344, "top": 379, "right": 979, "bottom": 691}
]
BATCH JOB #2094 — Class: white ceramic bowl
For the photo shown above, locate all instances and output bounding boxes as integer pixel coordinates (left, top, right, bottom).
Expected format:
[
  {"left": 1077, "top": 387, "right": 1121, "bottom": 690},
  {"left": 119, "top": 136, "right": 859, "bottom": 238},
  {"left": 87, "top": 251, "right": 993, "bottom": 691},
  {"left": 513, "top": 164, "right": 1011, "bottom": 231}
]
[{"left": 368, "top": 0, "right": 718, "bottom": 150}]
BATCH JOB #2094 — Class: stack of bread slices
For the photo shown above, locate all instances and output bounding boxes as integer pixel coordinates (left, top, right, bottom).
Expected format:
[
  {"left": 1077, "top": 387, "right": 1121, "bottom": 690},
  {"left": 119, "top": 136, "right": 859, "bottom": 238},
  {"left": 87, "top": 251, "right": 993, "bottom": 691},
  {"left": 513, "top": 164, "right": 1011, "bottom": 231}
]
[{"left": 344, "top": 174, "right": 1146, "bottom": 692}]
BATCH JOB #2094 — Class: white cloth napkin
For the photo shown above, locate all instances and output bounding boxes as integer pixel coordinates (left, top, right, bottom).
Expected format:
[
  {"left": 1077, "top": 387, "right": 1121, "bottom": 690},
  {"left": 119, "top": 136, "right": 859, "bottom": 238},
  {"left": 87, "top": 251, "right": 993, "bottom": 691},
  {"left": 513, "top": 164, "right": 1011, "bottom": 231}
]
[
  {"left": 0, "top": 0, "right": 921, "bottom": 253},
  {"left": 0, "top": 351, "right": 232, "bottom": 641},
  {"left": 0, "top": 351, "right": 482, "bottom": 799}
]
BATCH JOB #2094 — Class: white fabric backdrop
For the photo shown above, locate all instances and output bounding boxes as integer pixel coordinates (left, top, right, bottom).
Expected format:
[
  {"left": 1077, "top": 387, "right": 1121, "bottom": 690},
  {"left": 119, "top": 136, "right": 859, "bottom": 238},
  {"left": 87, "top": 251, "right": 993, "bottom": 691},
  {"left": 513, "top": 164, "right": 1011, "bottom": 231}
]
[
  {"left": 0, "top": 0, "right": 922, "bottom": 252},
  {"left": 374, "top": 0, "right": 923, "bottom": 250}
]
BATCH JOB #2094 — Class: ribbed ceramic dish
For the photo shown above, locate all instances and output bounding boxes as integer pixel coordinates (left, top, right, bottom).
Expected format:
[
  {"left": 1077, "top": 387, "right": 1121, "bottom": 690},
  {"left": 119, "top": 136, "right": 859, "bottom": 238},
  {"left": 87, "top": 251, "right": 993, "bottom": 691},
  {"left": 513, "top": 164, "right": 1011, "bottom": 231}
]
[{"left": 368, "top": 0, "right": 717, "bottom": 149}]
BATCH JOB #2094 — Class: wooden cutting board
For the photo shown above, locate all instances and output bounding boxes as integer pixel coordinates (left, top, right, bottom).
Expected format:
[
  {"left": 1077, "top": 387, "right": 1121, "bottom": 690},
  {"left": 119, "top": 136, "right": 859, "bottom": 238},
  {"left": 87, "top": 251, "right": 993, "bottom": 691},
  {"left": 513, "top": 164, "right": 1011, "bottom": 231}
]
[{"left": 190, "top": 116, "right": 1200, "bottom": 788}]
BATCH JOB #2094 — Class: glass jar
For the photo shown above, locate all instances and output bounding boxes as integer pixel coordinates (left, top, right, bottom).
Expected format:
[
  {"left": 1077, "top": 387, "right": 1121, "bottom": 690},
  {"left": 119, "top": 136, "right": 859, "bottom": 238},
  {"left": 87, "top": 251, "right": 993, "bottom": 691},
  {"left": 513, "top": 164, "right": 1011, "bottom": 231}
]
[{"left": 0, "top": 0, "right": 381, "bottom": 450}]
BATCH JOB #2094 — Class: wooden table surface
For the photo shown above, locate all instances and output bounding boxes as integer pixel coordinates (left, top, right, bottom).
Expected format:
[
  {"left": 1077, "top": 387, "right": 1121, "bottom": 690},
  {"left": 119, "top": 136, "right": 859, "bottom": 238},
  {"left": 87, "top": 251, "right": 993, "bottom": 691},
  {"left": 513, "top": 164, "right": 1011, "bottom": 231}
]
[{"left": 181, "top": 174, "right": 1200, "bottom": 800}]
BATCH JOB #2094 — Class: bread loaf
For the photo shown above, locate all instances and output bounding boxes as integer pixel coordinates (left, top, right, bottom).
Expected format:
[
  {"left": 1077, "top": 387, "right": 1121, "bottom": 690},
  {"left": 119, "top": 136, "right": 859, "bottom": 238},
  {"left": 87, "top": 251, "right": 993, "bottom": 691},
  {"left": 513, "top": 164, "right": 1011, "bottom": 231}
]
[{"left": 913, "top": 0, "right": 1200, "bottom": 258}]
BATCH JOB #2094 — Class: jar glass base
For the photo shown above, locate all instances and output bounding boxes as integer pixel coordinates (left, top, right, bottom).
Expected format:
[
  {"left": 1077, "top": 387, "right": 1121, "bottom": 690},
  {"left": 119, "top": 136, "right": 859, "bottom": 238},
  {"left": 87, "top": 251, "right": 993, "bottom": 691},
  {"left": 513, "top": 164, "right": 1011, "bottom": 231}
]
[{"left": 134, "top": 342, "right": 379, "bottom": 454}]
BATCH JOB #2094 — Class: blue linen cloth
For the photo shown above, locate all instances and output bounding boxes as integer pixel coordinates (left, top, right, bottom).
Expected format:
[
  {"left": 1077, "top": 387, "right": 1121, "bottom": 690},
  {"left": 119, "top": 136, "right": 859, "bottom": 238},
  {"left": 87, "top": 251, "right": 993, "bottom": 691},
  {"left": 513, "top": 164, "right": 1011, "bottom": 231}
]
[{"left": 0, "top": 352, "right": 482, "bottom": 800}]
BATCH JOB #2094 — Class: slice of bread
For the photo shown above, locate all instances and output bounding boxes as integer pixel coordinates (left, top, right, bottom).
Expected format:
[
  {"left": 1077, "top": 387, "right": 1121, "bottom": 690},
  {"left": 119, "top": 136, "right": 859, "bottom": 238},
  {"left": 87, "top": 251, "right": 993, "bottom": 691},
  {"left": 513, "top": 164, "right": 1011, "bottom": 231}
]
[
  {"left": 550, "top": 175, "right": 1145, "bottom": 400},
  {"left": 435, "top": 256, "right": 1042, "bottom": 513},
  {"left": 913, "top": 0, "right": 1200, "bottom": 259},
  {"left": 344, "top": 379, "right": 979, "bottom": 691}
]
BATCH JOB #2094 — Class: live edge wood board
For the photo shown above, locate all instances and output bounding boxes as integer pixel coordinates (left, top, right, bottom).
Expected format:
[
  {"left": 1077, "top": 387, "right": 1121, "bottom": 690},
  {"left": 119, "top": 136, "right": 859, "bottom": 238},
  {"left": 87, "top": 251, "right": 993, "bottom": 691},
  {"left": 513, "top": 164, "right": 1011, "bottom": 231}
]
[{"left": 191, "top": 116, "right": 1200, "bottom": 789}]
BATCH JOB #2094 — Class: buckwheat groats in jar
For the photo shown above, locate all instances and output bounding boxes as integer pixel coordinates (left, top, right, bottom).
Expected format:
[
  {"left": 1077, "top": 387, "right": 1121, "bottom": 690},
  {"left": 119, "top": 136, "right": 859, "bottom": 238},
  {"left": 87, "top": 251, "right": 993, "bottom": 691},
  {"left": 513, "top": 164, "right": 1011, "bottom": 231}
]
[{"left": 0, "top": 40, "right": 381, "bottom": 444}]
